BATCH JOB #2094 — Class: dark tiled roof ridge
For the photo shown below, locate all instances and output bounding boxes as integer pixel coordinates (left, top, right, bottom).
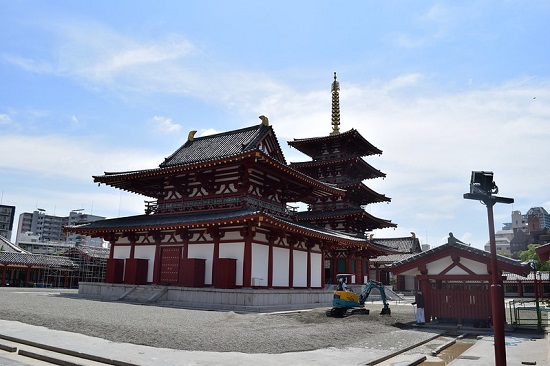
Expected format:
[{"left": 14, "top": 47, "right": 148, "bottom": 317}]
[
  {"left": 0, "top": 235, "right": 29, "bottom": 253},
  {"left": 296, "top": 208, "right": 396, "bottom": 227},
  {"left": 66, "top": 207, "right": 397, "bottom": 251},
  {"left": 160, "top": 123, "right": 272, "bottom": 168},
  {"left": 289, "top": 128, "right": 358, "bottom": 143},
  {"left": 391, "top": 239, "right": 528, "bottom": 269},
  {"left": 0, "top": 252, "right": 78, "bottom": 268}
]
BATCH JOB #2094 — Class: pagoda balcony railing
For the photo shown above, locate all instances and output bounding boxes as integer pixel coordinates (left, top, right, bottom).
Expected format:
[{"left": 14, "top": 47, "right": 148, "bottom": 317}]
[
  {"left": 145, "top": 195, "right": 245, "bottom": 215},
  {"left": 145, "top": 195, "right": 296, "bottom": 219},
  {"left": 309, "top": 201, "right": 360, "bottom": 212},
  {"left": 244, "top": 197, "right": 296, "bottom": 219}
]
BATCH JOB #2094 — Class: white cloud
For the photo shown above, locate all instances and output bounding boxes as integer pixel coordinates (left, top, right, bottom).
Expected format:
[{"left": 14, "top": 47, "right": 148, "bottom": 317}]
[
  {"left": 152, "top": 115, "right": 181, "bottom": 133},
  {"left": 0, "top": 134, "right": 162, "bottom": 181},
  {"left": 0, "top": 114, "right": 12, "bottom": 124}
]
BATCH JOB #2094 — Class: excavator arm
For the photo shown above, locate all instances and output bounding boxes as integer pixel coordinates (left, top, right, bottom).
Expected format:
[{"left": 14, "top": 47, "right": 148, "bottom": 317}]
[{"left": 359, "top": 280, "right": 391, "bottom": 315}]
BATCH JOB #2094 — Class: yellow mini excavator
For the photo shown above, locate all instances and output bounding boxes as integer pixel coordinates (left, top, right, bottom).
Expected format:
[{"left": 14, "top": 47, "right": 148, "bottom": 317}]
[{"left": 326, "top": 277, "right": 391, "bottom": 318}]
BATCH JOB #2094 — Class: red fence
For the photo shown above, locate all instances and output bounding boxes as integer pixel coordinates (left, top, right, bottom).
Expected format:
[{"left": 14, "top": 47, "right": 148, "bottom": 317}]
[{"left": 428, "top": 285, "right": 491, "bottom": 324}]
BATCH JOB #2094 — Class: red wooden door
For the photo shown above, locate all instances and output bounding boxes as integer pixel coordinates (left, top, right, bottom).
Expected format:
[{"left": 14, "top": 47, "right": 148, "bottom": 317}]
[{"left": 159, "top": 246, "right": 182, "bottom": 285}]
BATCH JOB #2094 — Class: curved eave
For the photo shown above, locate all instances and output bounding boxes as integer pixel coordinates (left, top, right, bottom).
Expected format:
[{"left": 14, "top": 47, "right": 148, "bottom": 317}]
[
  {"left": 94, "top": 150, "right": 345, "bottom": 199},
  {"left": 296, "top": 209, "right": 397, "bottom": 230},
  {"left": 288, "top": 129, "right": 382, "bottom": 157},
  {"left": 0, "top": 252, "right": 78, "bottom": 269},
  {"left": 340, "top": 181, "right": 391, "bottom": 204},
  {"left": 290, "top": 156, "right": 386, "bottom": 180},
  {"left": 66, "top": 210, "right": 379, "bottom": 249}
]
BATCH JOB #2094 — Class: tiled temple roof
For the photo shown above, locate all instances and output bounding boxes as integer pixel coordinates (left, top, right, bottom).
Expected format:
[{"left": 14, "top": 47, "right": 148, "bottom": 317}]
[
  {"left": 371, "top": 236, "right": 421, "bottom": 253},
  {"left": 0, "top": 252, "right": 77, "bottom": 269},
  {"left": 0, "top": 235, "right": 29, "bottom": 254},
  {"left": 288, "top": 129, "right": 382, "bottom": 157},
  {"left": 160, "top": 123, "right": 285, "bottom": 167},
  {"left": 296, "top": 208, "right": 396, "bottom": 230},
  {"left": 67, "top": 207, "right": 397, "bottom": 254},
  {"left": 63, "top": 245, "right": 110, "bottom": 259},
  {"left": 391, "top": 235, "right": 530, "bottom": 275}
]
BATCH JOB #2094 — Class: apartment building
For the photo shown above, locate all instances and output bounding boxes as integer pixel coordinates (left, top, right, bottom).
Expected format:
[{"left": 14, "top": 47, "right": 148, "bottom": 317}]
[
  {"left": 16, "top": 210, "right": 106, "bottom": 248},
  {"left": 0, "top": 204, "right": 16, "bottom": 241}
]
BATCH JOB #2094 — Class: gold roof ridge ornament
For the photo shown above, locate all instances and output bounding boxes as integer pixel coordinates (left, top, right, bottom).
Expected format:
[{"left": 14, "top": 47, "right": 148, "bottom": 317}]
[
  {"left": 188, "top": 130, "right": 198, "bottom": 141},
  {"left": 259, "top": 115, "right": 269, "bottom": 126},
  {"left": 330, "top": 71, "right": 341, "bottom": 136}
]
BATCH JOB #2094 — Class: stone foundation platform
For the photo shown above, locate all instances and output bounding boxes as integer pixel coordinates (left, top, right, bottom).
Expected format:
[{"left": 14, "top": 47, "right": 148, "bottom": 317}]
[{"left": 78, "top": 282, "right": 333, "bottom": 312}]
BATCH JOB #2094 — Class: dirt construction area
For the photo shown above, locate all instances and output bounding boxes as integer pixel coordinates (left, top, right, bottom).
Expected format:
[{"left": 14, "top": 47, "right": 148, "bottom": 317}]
[{"left": 0, "top": 288, "right": 430, "bottom": 354}]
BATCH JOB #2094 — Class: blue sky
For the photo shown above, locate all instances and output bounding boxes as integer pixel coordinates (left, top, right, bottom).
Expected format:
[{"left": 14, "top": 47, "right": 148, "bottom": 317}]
[{"left": 1, "top": 1, "right": 549, "bottom": 249}]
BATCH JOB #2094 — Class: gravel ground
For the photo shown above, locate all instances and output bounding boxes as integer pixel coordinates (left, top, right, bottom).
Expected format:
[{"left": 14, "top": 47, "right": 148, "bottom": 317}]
[{"left": 0, "top": 288, "right": 425, "bottom": 354}]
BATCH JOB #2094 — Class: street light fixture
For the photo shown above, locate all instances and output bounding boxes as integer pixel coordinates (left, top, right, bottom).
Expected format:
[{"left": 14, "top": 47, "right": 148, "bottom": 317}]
[{"left": 464, "top": 171, "right": 513, "bottom": 366}]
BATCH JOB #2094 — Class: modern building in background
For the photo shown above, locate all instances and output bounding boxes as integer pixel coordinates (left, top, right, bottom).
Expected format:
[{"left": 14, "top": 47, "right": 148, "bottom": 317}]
[
  {"left": 484, "top": 229, "right": 514, "bottom": 255},
  {"left": 15, "top": 210, "right": 106, "bottom": 252},
  {"left": 526, "top": 206, "right": 550, "bottom": 230},
  {"left": 0, "top": 204, "right": 16, "bottom": 241},
  {"left": 497, "top": 207, "right": 550, "bottom": 257}
]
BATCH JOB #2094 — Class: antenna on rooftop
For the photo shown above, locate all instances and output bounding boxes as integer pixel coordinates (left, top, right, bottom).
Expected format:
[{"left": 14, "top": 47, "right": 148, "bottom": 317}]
[{"left": 330, "top": 72, "right": 341, "bottom": 136}]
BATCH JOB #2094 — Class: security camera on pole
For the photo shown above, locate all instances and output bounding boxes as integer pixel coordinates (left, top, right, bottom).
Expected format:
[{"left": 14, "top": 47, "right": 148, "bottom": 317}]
[{"left": 464, "top": 171, "right": 513, "bottom": 366}]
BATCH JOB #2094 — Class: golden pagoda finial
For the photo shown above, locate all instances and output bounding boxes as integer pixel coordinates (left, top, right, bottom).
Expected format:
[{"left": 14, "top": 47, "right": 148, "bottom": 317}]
[{"left": 330, "top": 72, "right": 340, "bottom": 136}]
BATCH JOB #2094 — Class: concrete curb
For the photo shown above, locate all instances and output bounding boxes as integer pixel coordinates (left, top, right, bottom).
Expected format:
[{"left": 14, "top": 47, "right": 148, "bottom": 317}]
[
  {"left": 0, "top": 333, "right": 139, "bottom": 366},
  {"left": 363, "top": 332, "right": 443, "bottom": 365}
]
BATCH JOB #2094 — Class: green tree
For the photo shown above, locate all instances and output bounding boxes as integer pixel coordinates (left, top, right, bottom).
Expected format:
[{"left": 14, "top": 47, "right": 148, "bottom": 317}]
[{"left": 518, "top": 244, "right": 550, "bottom": 271}]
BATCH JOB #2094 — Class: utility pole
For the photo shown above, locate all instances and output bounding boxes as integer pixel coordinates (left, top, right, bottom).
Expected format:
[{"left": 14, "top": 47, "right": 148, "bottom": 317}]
[{"left": 464, "top": 171, "right": 513, "bottom": 366}]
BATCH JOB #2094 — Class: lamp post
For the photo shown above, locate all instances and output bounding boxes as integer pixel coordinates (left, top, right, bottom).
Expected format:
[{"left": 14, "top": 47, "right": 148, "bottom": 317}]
[
  {"left": 530, "top": 260, "right": 542, "bottom": 331},
  {"left": 464, "top": 171, "right": 513, "bottom": 366}
]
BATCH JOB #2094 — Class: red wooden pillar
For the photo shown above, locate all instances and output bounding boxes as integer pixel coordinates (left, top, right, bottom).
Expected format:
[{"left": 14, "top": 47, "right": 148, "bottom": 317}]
[
  {"left": 107, "top": 233, "right": 117, "bottom": 258},
  {"left": 320, "top": 243, "right": 326, "bottom": 287},
  {"left": 287, "top": 236, "right": 298, "bottom": 288},
  {"left": 267, "top": 232, "right": 276, "bottom": 288},
  {"left": 25, "top": 266, "right": 31, "bottom": 287},
  {"left": 242, "top": 226, "right": 253, "bottom": 287},
  {"left": 420, "top": 278, "right": 431, "bottom": 323},
  {"left": 177, "top": 228, "right": 191, "bottom": 260},
  {"left": 1, "top": 265, "right": 6, "bottom": 286},
  {"left": 129, "top": 235, "right": 136, "bottom": 259},
  {"left": 151, "top": 231, "right": 164, "bottom": 284},
  {"left": 209, "top": 227, "right": 222, "bottom": 282},
  {"left": 306, "top": 241, "right": 312, "bottom": 288},
  {"left": 518, "top": 281, "right": 523, "bottom": 297},
  {"left": 332, "top": 252, "right": 338, "bottom": 283}
]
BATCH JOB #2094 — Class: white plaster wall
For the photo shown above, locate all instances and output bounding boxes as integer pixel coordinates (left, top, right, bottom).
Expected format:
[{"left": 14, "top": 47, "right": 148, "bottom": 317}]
[
  {"left": 135, "top": 245, "right": 156, "bottom": 283},
  {"left": 272, "top": 247, "right": 289, "bottom": 287},
  {"left": 116, "top": 237, "right": 131, "bottom": 244},
  {"left": 188, "top": 244, "right": 214, "bottom": 285},
  {"left": 405, "top": 275, "right": 416, "bottom": 291},
  {"left": 460, "top": 257, "right": 488, "bottom": 274},
  {"left": 426, "top": 257, "right": 453, "bottom": 274},
  {"left": 113, "top": 246, "right": 131, "bottom": 259},
  {"left": 310, "top": 252, "right": 322, "bottom": 288},
  {"left": 223, "top": 231, "right": 242, "bottom": 241},
  {"left": 254, "top": 232, "right": 267, "bottom": 243},
  {"left": 251, "top": 243, "right": 268, "bottom": 287},
  {"left": 293, "top": 250, "right": 307, "bottom": 287},
  {"left": 219, "top": 242, "right": 244, "bottom": 286}
]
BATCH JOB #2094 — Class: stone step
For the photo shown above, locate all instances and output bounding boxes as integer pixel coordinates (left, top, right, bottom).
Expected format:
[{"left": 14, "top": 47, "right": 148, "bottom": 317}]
[{"left": 120, "top": 286, "right": 167, "bottom": 303}]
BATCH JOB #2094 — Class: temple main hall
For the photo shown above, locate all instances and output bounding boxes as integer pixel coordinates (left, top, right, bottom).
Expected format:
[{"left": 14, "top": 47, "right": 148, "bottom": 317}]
[{"left": 67, "top": 74, "right": 409, "bottom": 301}]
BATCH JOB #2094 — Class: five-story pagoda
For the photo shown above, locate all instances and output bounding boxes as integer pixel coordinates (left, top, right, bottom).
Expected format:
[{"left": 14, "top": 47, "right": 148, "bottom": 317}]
[{"left": 288, "top": 73, "right": 396, "bottom": 280}]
